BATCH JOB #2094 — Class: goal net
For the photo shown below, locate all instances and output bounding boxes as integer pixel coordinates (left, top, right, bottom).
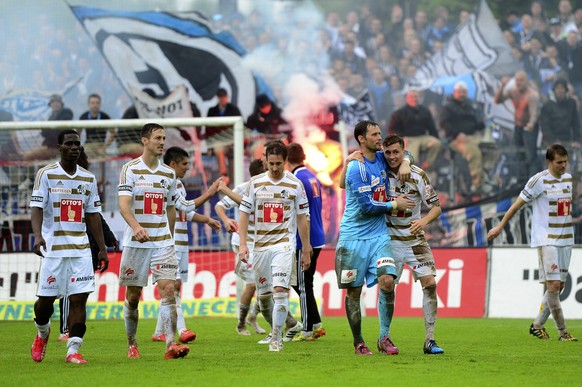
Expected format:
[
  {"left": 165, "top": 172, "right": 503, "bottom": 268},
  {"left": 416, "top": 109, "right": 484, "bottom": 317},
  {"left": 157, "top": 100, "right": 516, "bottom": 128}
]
[{"left": 0, "top": 116, "right": 293, "bottom": 321}]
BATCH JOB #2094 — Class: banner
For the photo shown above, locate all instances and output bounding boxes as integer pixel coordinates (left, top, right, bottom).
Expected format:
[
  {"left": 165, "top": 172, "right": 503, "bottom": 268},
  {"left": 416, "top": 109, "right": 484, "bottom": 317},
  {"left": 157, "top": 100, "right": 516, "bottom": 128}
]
[
  {"left": 1, "top": 249, "right": 488, "bottom": 320},
  {"left": 488, "top": 248, "right": 582, "bottom": 318},
  {"left": 412, "top": 0, "right": 518, "bottom": 130},
  {"left": 70, "top": 6, "right": 263, "bottom": 119}
]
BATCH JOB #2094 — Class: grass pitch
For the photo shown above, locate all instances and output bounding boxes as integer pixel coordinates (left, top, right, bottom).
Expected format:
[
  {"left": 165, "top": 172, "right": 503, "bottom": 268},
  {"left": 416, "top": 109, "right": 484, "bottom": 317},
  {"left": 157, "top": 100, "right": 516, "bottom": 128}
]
[{"left": 2, "top": 316, "right": 580, "bottom": 386}]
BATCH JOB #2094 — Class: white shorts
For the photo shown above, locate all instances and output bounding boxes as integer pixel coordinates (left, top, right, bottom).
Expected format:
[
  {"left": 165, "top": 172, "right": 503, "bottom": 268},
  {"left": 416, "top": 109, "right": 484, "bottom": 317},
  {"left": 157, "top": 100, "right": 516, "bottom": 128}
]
[
  {"left": 538, "top": 245, "right": 571, "bottom": 283},
  {"left": 233, "top": 245, "right": 255, "bottom": 284},
  {"left": 391, "top": 240, "right": 437, "bottom": 284},
  {"left": 36, "top": 255, "right": 95, "bottom": 298},
  {"left": 253, "top": 244, "right": 296, "bottom": 295},
  {"left": 119, "top": 245, "right": 178, "bottom": 287},
  {"left": 176, "top": 250, "right": 189, "bottom": 282}
]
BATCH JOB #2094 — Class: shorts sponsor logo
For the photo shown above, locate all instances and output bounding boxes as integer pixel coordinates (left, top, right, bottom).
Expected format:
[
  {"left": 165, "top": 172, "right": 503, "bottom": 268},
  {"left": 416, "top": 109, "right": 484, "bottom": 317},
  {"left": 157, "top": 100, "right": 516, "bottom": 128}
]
[
  {"left": 71, "top": 275, "right": 95, "bottom": 282},
  {"left": 47, "top": 276, "right": 56, "bottom": 285},
  {"left": 340, "top": 269, "right": 357, "bottom": 284},
  {"left": 377, "top": 257, "right": 395, "bottom": 267},
  {"left": 124, "top": 268, "right": 135, "bottom": 276},
  {"left": 155, "top": 264, "right": 178, "bottom": 270},
  {"left": 412, "top": 261, "right": 435, "bottom": 270},
  {"left": 551, "top": 264, "right": 559, "bottom": 271},
  {"left": 273, "top": 272, "right": 287, "bottom": 277},
  {"left": 259, "top": 277, "right": 267, "bottom": 284}
]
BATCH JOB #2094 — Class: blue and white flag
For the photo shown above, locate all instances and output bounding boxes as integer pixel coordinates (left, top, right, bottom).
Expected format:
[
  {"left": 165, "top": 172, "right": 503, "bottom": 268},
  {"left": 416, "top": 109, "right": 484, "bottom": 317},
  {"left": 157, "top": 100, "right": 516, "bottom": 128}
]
[
  {"left": 412, "top": 0, "right": 518, "bottom": 130},
  {"left": 70, "top": 6, "right": 265, "bottom": 118},
  {"left": 0, "top": 89, "right": 51, "bottom": 122}
]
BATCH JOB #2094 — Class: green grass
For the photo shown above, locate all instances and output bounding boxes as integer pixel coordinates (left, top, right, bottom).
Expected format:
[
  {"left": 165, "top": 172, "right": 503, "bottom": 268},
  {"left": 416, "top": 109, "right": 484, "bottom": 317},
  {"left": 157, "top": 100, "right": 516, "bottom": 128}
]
[{"left": 2, "top": 317, "right": 580, "bottom": 386}]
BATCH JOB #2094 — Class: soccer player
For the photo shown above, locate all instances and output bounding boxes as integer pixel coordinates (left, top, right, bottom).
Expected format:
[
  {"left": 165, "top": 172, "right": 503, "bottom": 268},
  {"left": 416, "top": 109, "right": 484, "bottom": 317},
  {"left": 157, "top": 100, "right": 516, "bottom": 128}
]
[
  {"left": 30, "top": 129, "right": 109, "bottom": 364},
  {"left": 381, "top": 135, "right": 444, "bottom": 354},
  {"left": 336, "top": 120, "right": 414, "bottom": 355},
  {"left": 215, "top": 159, "right": 268, "bottom": 336},
  {"left": 488, "top": 144, "right": 577, "bottom": 342},
  {"left": 237, "top": 141, "right": 312, "bottom": 352},
  {"left": 151, "top": 146, "right": 222, "bottom": 344},
  {"left": 286, "top": 143, "right": 327, "bottom": 342},
  {"left": 118, "top": 123, "right": 197, "bottom": 359}
]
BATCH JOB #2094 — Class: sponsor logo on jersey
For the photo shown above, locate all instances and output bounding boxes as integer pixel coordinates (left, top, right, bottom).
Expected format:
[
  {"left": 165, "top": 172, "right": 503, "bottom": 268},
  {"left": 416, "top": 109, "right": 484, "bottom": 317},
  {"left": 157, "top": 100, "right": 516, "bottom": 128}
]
[
  {"left": 309, "top": 178, "right": 320, "bottom": 197},
  {"left": 377, "top": 257, "right": 395, "bottom": 267},
  {"left": 240, "top": 200, "right": 252, "bottom": 209},
  {"left": 358, "top": 185, "right": 371, "bottom": 193},
  {"left": 31, "top": 196, "right": 43, "bottom": 202},
  {"left": 71, "top": 275, "right": 95, "bottom": 282},
  {"left": 60, "top": 199, "right": 83, "bottom": 222},
  {"left": 371, "top": 176, "right": 380, "bottom": 187},
  {"left": 94, "top": 200, "right": 101, "bottom": 207},
  {"left": 47, "top": 276, "right": 56, "bottom": 284},
  {"left": 135, "top": 182, "right": 154, "bottom": 187},
  {"left": 119, "top": 184, "right": 133, "bottom": 192},
  {"left": 51, "top": 187, "right": 72, "bottom": 194},
  {"left": 144, "top": 192, "right": 164, "bottom": 215},
  {"left": 263, "top": 202, "right": 284, "bottom": 223},
  {"left": 257, "top": 192, "right": 275, "bottom": 199},
  {"left": 557, "top": 197, "right": 571, "bottom": 216}
]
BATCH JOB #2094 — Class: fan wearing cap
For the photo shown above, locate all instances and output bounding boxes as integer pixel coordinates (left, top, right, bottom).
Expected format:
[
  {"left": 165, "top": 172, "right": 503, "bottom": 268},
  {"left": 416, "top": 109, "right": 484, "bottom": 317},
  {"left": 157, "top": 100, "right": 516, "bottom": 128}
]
[
  {"left": 246, "top": 94, "right": 288, "bottom": 139},
  {"left": 23, "top": 94, "right": 74, "bottom": 160},
  {"left": 540, "top": 78, "right": 581, "bottom": 151}
]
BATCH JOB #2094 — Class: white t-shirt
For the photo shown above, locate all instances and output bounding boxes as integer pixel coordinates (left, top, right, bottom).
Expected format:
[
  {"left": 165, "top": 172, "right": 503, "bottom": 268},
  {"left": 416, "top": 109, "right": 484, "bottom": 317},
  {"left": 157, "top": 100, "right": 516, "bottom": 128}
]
[
  {"left": 30, "top": 162, "right": 101, "bottom": 258},
  {"left": 519, "top": 170, "right": 574, "bottom": 247},
  {"left": 240, "top": 171, "right": 309, "bottom": 252}
]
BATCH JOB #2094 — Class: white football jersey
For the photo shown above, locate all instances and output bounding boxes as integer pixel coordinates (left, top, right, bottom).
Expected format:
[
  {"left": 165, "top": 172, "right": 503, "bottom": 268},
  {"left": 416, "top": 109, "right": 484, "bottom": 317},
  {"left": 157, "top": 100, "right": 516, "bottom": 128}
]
[
  {"left": 240, "top": 171, "right": 309, "bottom": 252},
  {"left": 216, "top": 182, "right": 255, "bottom": 247},
  {"left": 118, "top": 157, "right": 178, "bottom": 248},
  {"left": 386, "top": 165, "right": 440, "bottom": 246},
  {"left": 520, "top": 170, "right": 574, "bottom": 247},
  {"left": 174, "top": 179, "right": 194, "bottom": 252},
  {"left": 30, "top": 162, "right": 101, "bottom": 258}
]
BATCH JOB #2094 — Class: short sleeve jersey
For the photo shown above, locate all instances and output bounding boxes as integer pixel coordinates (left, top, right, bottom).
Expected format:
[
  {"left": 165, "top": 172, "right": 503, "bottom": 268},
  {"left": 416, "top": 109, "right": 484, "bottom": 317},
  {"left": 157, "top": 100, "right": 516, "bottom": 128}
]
[
  {"left": 216, "top": 182, "right": 256, "bottom": 247},
  {"left": 386, "top": 165, "right": 440, "bottom": 246},
  {"left": 174, "top": 179, "right": 192, "bottom": 252},
  {"left": 118, "top": 157, "right": 177, "bottom": 248},
  {"left": 29, "top": 162, "right": 101, "bottom": 257},
  {"left": 240, "top": 171, "right": 309, "bottom": 252},
  {"left": 520, "top": 170, "right": 574, "bottom": 247}
]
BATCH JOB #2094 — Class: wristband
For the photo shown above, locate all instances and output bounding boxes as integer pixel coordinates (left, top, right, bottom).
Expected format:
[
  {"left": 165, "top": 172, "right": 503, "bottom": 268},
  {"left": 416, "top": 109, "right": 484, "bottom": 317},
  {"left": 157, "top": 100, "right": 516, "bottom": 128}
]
[{"left": 392, "top": 199, "right": 398, "bottom": 211}]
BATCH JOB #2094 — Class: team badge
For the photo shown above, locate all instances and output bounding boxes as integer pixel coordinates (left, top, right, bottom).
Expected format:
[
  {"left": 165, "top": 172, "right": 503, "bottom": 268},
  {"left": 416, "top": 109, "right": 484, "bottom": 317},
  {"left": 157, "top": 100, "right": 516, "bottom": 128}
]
[
  {"left": 77, "top": 184, "right": 87, "bottom": 195},
  {"left": 160, "top": 179, "right": 167, "bottom": 188},
  {"left": 400, "top": 184, "right": 410, "bottom": 194},
  {"left": 280, "top": 189, "right": 289, "bottom": 199}
]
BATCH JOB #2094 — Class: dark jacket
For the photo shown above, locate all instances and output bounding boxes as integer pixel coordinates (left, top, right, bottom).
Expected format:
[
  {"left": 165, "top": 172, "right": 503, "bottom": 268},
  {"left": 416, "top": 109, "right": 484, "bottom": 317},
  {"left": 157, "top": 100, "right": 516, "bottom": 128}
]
[
  {"left": 246, "top": 104, "right": 287, "bottom": 136},
  {"left": 206, "top": 103, "right": 242, "bottom": 138},
  {"left": 42, "top": 107, "right": 74, "bottom": 146},
  {"left": 540, "top": 96, "right": 581, "bottom": 144},
  {"left": 439, "top": 98, "right": 485, "bottom": 140},
  {"left": 388, "top": 104, "right": 439, "bottom": 138},
  {"left": 79, "top": 110, "right": 111, "bottom": 143}
]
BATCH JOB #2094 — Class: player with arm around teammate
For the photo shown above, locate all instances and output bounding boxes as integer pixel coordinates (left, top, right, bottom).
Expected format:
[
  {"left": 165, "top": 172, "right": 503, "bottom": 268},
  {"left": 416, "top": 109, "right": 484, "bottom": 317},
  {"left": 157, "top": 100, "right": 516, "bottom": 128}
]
[
  {"left": 336, "top": 120, "right": 414, "bottom": 355},
  {"left": 488, "top": 144, "right": 577, "bottom": 342},
  {"left": 151, "top": 146, "right": 222, "bottom": 344},
  {"left": 30, "top": 129, "right": 109, "bottom": 364}
]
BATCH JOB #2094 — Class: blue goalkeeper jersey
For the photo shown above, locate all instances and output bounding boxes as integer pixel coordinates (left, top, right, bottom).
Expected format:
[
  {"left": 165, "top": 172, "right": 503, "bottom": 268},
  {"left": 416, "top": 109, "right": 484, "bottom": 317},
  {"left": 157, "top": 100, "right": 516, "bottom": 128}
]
[
  {"left": 293, "top": 166, "right": 325, "bottom": 249},
  {"left": 339, "top": 154, "right": 394, "bottom": 241}
]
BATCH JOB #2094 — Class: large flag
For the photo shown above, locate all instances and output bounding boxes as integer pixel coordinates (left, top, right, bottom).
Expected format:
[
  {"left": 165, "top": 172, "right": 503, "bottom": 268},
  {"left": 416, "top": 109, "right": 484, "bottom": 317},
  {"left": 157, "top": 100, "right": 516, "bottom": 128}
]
[
  {"left": 69, "top": 6, "right": 264, "bottom": 119},
  {"left": 412, "top": 0, "right": 518, "bottom": 129}
]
